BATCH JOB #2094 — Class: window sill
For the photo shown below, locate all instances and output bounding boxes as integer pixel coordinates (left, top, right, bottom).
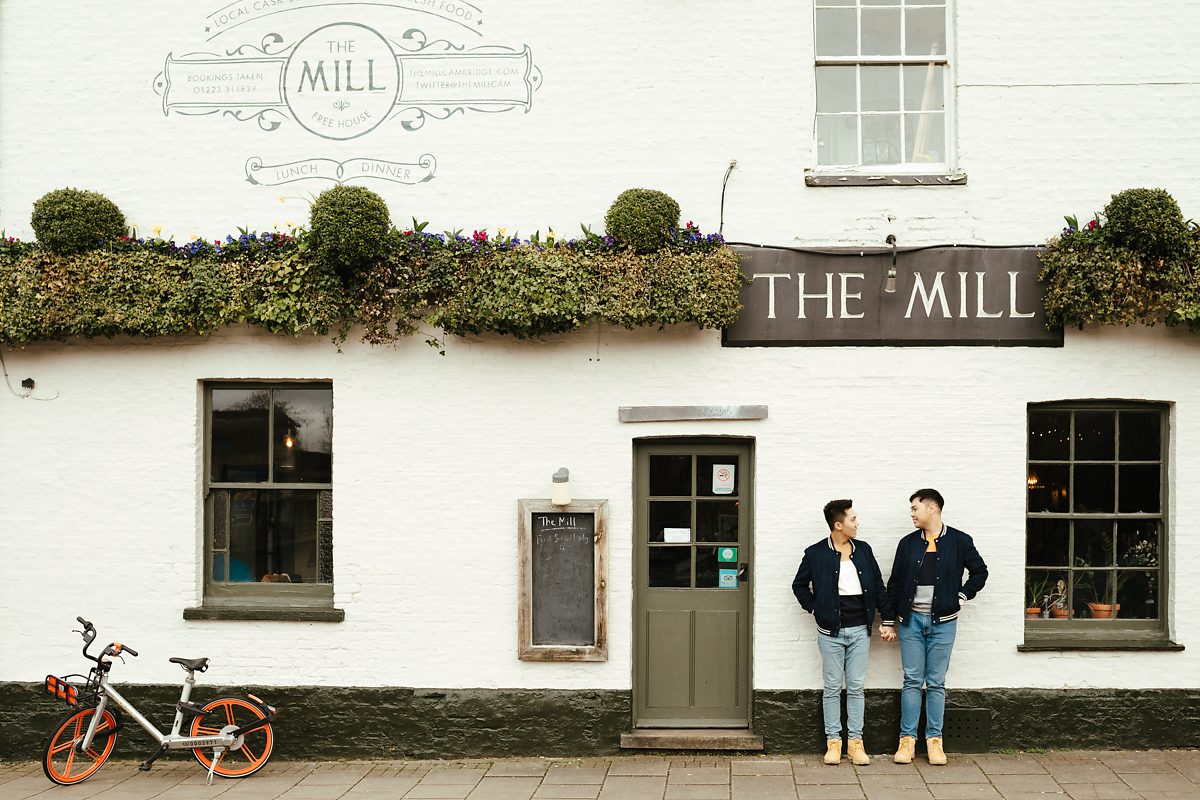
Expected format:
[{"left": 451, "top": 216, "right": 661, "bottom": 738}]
[
  {"left": 804, "top": 172, "right": 967, "bottom": 187},
  {"left": 1018, "top": 638, "right": 1183, "bottom": 652},
  {"left": 183, "top": 606, "right": 345, "bottom": 622}
]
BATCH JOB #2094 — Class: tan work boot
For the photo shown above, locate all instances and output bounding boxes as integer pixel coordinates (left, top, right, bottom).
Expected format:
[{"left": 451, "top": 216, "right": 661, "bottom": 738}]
[
  {"left": 926, "top": 736, "right": 947, "bottom": 765},
  {"left": 893, "top": 735, "right": 916, "bottom": 764},
  {"left": 846, "top": 738, "right": 871, "bottom": 765},
  {"left": 823, "top": 738, "right": 842, "bottom": 765}
]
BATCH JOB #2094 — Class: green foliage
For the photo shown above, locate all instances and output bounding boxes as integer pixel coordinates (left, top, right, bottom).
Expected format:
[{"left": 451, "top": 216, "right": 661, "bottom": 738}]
[
  {"left": 1102, "top": 188, "right": 1193, "bottom": 262},
  {"left": 308, "top": 185, "right": 392, "bottom": 287},
  {"left": 604, "top": 188, "right": 681, "bottom": 254},
  {"left": 30, "top": 188, "right": 126, "bottom": 254}
]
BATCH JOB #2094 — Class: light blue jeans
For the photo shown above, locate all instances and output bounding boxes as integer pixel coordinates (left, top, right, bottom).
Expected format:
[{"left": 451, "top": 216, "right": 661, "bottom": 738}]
[
  {"left": 898, "top": 612, "right": 957, "bottom": 738},
  {"left": 816, "top": 625, "right": 870, "bottom": 739}
]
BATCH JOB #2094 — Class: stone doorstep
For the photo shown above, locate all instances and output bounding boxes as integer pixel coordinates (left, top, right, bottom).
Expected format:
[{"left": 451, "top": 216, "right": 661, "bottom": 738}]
[{"left": 619, "top": 729, "right": 765, "bottom": 751}]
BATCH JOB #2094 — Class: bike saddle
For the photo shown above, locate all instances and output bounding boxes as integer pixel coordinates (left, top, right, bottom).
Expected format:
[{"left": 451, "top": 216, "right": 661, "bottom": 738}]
[{"left": 168, "top": 657, "right": 210, "bottom": 672}]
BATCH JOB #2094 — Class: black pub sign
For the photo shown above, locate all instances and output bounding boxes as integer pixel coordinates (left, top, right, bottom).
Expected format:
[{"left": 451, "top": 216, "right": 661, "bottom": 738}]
[{"left": 722, "top": 246, "right": 1063, "bottom": 347}]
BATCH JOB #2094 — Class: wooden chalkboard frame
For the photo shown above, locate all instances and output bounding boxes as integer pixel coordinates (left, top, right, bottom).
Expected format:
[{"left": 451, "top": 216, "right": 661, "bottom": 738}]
[{"left": 517, "top": 499, "right": 608, "bottom": 662}]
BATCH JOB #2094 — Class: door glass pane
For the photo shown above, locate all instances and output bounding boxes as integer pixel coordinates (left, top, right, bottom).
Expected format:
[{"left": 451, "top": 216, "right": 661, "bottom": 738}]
[
  {"left": 1073, "top": 464, "right": 1115, "bottom": 512},
  {"left": 861, "top": 65, "right": 900, "bottom": 111},
  {"left": 649, "top": 501, "right": 691, "bottom": 543},
  {"left": 904, "top": 112, "right": 944, "bottom": 163},
  {"left": 903, "top": 64, "right": 944, "bottom": 112},
  {"left": 817, "top": 114, "right": 859, "bottom": 165},
  {"left": 814, "top": 7, "right": 857, "bottom": 57},
  {"left": 861, "top": 8, "right": 901, "bottom": 55},
  {"left": 649, "top": 546, "right": 691, "bottom": 588},
  {"left": 273, "top": 388, "right": 333, "bottom": 483},
  {"left": 1075, "top": 411, "right": 1115, "bottom": 460},
  {"left": 1026, "top": 518, "right": 1068, "bottom": 566},
  {"left": 1029, "top": 409, "right": 1070, "bottom": 460},
  {"left": 697, "top": 456, "right": 739, "bottom": 497},
  {"left": 904, "top": 6, "right": 945, "bottom": 55},
  {"left": 1119, "top": 411, "right": 1161, "bottom": 460},
  {"left": 221, "top": 489, "right": 319, "bottom": 583},
  {"left": 696, "top": 547, "right": 722, "bottom": 588},
  {"left": 816, "top": 66, "right": 856, "bottom": 113},
  {"left": 1074, "top": 519, "right": 1114, "bottom": 568},
  {"left": 649, "top": 455, "right": 691, "bottom": 496},
  {"left": 862, "top": 114, "right": 902, "bottom": 164},
  {"left": 1027, "top": 463, "right": 1067, "bottom": 512},
  {"left": 1119, "top": 464, "right": 1160, "bottom": 513},
  {"left": 697, "top": 500, "right": 739, "bottom": 543},
  {"left": 211, "top": 389, "right": 269, "bottom": 482}
]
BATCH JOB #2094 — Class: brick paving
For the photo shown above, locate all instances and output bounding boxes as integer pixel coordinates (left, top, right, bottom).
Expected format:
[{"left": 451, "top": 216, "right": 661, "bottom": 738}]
[{"left": 2, "top": 751, "right": 1198, "bottom": 800}]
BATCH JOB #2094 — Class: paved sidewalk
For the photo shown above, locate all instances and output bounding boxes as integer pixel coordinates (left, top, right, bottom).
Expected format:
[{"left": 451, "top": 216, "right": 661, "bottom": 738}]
[{"left": 3, "top": 750, "right": 1199, "bottom": 800}]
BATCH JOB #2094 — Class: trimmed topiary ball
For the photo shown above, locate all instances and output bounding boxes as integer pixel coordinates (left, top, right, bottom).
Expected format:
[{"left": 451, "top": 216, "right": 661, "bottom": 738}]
[
  {"left": 308, "top": 185, "right": 392, "bottom": 285},
  {"left": 1103, "top": 188, "right": 1193, "bottom": 261},
  {"left": 30, "top": 188, "right": 126, "bottom": 254},
  {"left": 604, "top": 188, "right": 681, "bottom": 254}
]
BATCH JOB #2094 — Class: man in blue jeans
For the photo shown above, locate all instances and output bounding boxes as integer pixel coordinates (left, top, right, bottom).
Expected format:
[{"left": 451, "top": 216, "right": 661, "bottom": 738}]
[
  {"left": 882, "top": 489, "right": 987, "bottom": 765},
  {"left": 793, "top": 499, "right": 894, "bottom": 766}
]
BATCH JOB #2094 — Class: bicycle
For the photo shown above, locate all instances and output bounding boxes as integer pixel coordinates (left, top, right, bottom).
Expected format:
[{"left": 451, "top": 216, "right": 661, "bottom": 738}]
[{"left": 41, "top": 615, "right": 278, "bottom": 786}]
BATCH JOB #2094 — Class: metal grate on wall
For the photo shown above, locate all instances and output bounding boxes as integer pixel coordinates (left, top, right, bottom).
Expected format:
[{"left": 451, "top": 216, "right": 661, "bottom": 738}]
[{"left": 942, "top": 708, "right": 991, "bottom": 752}]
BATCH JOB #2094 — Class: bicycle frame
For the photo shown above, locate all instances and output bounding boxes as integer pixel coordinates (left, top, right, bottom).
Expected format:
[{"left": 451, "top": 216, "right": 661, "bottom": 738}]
[{"left": 81, "top": 667, "right": 241, "bottom": 753}]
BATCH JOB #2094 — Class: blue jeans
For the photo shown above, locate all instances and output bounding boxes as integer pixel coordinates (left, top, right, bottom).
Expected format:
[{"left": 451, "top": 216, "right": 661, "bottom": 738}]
[
  {"left": 816, "top": 625, "right": 870, "bottom": 739},
  {"left": 898, "top": 613, "right": 957, "bottom": 738}
]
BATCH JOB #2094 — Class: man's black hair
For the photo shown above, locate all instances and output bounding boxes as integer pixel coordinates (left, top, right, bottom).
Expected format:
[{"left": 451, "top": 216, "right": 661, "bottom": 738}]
[
  {"left": 910, "top": 488, "right": 944, "bottom": 510},
  {"left": 823, "top": 499, "right": 853, "bottom": 530}
]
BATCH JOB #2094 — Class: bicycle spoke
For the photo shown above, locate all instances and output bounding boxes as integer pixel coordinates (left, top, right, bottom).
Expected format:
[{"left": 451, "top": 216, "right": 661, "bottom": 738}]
[
  {"left": 195, "top": 725, "right": 222, "bottom": 735},
  {"left": 50, "top": 738, "right": 79, "bottom": 755},
  {"left": 224, "top": 703, "right": 235, "bottom": 726},
  {"left": 238, "top": 741, "right": 259, "bottom": 763}
]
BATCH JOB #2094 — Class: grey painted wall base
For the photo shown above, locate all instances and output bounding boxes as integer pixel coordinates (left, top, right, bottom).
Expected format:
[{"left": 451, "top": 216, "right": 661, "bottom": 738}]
[{"left": 4, "top": 684, "right": 1198, "bottom": 761}]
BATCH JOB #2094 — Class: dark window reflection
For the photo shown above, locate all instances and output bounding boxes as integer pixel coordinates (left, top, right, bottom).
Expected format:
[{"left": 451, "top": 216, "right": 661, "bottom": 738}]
[
  {"left": 1074, "top": 519, "right": 1113, "bottom": 568},
  {"left": 216, "top": 489, "right": 321, "bottom": 583},
  {"left": 696, "top": 547, "right": 722, "bottom": 588},
  {"left": 649, "top": 501, "right": 691, "bottom": 543},
  {"left": 1117, "top": 520, "right": 1159, "bottom": 568},
  {"left": 1117, "top": 571, "right": 1159, "bottom": 619},
  {"left": 273, "top": 388, "right": 333, "bottom": 483},
  {"left": 649, "top": 455, "right": 691, "bottom": 497},
  {"left": 1028, "top": 463, "right": 1069, "bottom": 512},
  {"left": 1029, "top": 410, "right": 1070, "bottom": 460},
  {"left": 1119, "top": 465, "right": 1160, "bottom": 513},
  {"left": 1073, "top": 464, "right": 1114, "bottom": 513},
  {"left": 211, "top": 389, "right": 269, "bottom": 482},
  {"left": 1074, "top": 411, "right": 1115, "bottom": 461},
  {"left": 1119, "top": 411, "right": 1161, "bottom": 461},
  {"left": 1026, "top": 518, "right": 1069, "bottom": 566},
  {"left": 697, "top": 500, "right": 739, "bottom": 543},
  {"left": 649, "top": 546, "right": 691, "bottom": 588},
  {"left": 696, "top": 456, "right": 739, "bottom": 497}
]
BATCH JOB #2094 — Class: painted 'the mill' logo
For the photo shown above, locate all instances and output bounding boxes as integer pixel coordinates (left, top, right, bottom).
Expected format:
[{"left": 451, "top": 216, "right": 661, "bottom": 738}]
[{"left": 153, "top": 22, "right": 541, "bottom": 140}]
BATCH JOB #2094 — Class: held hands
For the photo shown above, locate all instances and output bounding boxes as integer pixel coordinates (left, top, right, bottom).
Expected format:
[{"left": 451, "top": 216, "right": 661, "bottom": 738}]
[{"left": 879, "top": 627, "right": 897, "bottom": 642}]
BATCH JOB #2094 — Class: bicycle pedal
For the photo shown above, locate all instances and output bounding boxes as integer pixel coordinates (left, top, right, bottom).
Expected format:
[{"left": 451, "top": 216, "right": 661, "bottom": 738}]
[{"left": 176, "top": 701, "right": 209, "bottom": 716}]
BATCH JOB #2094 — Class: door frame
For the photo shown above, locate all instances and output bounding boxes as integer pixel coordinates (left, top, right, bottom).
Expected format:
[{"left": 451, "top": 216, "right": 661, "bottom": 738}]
[{"left": 631, "top": 436, "right": 755, "bottom": 729}]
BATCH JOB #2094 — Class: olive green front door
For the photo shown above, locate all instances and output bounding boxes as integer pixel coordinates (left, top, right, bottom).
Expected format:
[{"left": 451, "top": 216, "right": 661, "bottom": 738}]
[{"left": 633, "top": 440, "right": 753, "bottom": 727}]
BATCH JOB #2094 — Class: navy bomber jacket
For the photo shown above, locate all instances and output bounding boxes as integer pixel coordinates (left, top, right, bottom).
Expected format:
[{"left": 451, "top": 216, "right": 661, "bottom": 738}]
[
  {"left": 883, "top": 525, "right": 988, "bottom": 626},
  {"left": 792, "top": 537, "right": 891, "bottom": 636}
]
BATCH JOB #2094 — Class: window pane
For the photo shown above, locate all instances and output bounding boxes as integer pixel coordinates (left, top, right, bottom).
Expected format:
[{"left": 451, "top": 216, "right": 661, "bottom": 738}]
[
  {"left": 1074, "top": 571, "right": 1115, "bottom": 614},
  {"left": 1029, "top": 409, "right": 1070, "bottom": 460},
  {"left": 815, "top": 8, "right": 857, "bottom": 57},
  {"left": 862, "top": 0, "right": 900, "bottom": 5},
  {"left": 816, "top": 0, "right": 854, "bottom": 5},
  {"left": 697, "top": 456, "right": 739, "bottom": 497},
  {"left": 817, "top": 114, "right": 859, "bottom": 165},
  {"left": 904, "top": 6, "right": 946, "bottom": 56},
  {"left": 1117, "top": 520, "right": 1160, "bottom": 568},
  {"left": 903, "top": 64, "right": 944, "bottom": 112},
  {"left": 1027, "top": 463, "right": 1068, "bottom": 512},
  {"left": 1119, "top": 411, "right": 1161, "bottom": 460},
  {"left": 861, "top": 66, "right": 900, "bottom": 111},
  {"left": 816, "top": 66, "right": 856, "bottom": 113},
  {"left": 1117, "top": 571, "right": 1159, "bottom": 619},
  {"left": 1026, "top": 518, "right": 1069, "bottom": 566},
  {"left": 861, "top": 8, "right": 901, "bottom": 55},
  {"left": 1075, "top": 411, "right": 1115, "bottom": 460},
  {"left": 904, "top": 112, "right": 944, "bottom": 163},
  {"left": 1074, "top": 464, "right": 1115, "bottom": 513},
  {"left": 1026, "top": 569, "right": 1062, "bottom": 614},
  {"left": 1074, "top": 519, "right": 1114, "bottom": 568},
  {"left": 1119, "top": 464, "right": 1160, "bottom": 513},
  {"left": 649, "top": 501, "right": 691, "bottom": 543},
  {"left": 273, "top": 388, "right": 332, "bottom": 484},
  {"left": 221, "top": 489, "right": 320, "bottom": 583},
  {"left": 696, "top": 547, "right": 722, "bottom": 588},
  {"left": 649, "top": 547, "right": 691, "bottom": 588},
  {"left": 211, "top": 389, "right": 269, "bottom": 483},
  {"left": 649, "top": 455, "right": 691, "bottom": 496},
  {"left": 862, "top": 114, "right": 902, "bottom": 164},
  {"left": 697, "top": 500, "right": 739, "bottom": 543}
]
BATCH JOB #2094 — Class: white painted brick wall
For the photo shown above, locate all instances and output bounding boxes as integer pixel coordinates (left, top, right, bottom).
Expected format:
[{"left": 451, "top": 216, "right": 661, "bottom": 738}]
[{"left": 1, "top": 325, "right": 1197, "bottom": 692}]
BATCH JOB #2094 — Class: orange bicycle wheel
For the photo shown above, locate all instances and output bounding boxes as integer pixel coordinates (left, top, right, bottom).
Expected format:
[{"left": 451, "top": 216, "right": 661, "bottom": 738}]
[
  {"left": 189, "top": 696, "right": 274, "bottom": 778},
  {"left": 42, "top": 707, "right": 118, "bottom": 785}
]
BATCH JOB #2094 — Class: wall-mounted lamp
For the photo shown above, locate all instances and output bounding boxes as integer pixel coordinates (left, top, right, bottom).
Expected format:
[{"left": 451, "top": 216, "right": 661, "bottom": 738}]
[
  {"left": 551, "top": 467, "right": 571, "bottom": 506},
  {"left": 884, "top": 234, "right": 898, "bottom": 293}
]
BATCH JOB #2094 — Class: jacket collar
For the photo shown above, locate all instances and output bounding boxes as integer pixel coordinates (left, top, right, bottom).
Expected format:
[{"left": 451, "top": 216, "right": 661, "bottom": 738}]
[
  {"left": 913, "top": 523, "right": 947, "bottom": 541},
  {"left": 827, "top": 535, "right": 856, "bottom": 554}
]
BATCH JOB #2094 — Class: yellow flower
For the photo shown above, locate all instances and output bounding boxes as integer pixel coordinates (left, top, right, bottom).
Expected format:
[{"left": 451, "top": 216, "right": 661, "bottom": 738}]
[
  {"left": 497, "top": 227, "right": 507, "bottom": 238},
  {"left": 152, "top": 225, "right": 162, "bottom": 237},
  {"left": 278, "top": 196, "right": 286, "bottom": 204},
  {"left": 285, "top": 220, "right": 295, "bottom": 227}
]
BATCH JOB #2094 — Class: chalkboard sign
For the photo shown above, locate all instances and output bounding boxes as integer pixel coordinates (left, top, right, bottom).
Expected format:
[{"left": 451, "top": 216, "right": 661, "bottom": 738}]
[{"left": 518, "top": 499, "right": 607, "bottom": 661}]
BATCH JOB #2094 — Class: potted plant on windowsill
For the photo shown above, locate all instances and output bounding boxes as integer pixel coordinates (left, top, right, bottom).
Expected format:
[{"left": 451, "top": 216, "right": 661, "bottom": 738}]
[
  {"left": 1025, "top": 575, "right": 1052, "bottom": 619},
  {"left": 1047, "top": 579, "right": 1070, "bottom": 618}
]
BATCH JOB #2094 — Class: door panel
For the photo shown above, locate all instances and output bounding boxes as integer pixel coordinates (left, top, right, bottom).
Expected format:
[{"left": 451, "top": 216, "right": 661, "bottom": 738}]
[{"left": 634, "top": 440, "right": 753, "bottom": 728}]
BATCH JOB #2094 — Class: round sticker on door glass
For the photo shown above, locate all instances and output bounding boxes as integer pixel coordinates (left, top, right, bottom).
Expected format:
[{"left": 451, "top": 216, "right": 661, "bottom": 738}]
[{"left": 722, "top": 548, "right": 734, "bottom": 560}]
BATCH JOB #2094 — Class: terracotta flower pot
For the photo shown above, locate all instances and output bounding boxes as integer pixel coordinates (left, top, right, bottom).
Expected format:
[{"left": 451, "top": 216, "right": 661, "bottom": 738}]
[
  {"left": 1088, "top": 602, "right": 1120, "bottom": 619},
  {"left": 1049, "top": 605, "right": 1070, "bottom": 618},
  {"left": 1025, "top": 607, "right": 1042, "bottom": 619}
]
